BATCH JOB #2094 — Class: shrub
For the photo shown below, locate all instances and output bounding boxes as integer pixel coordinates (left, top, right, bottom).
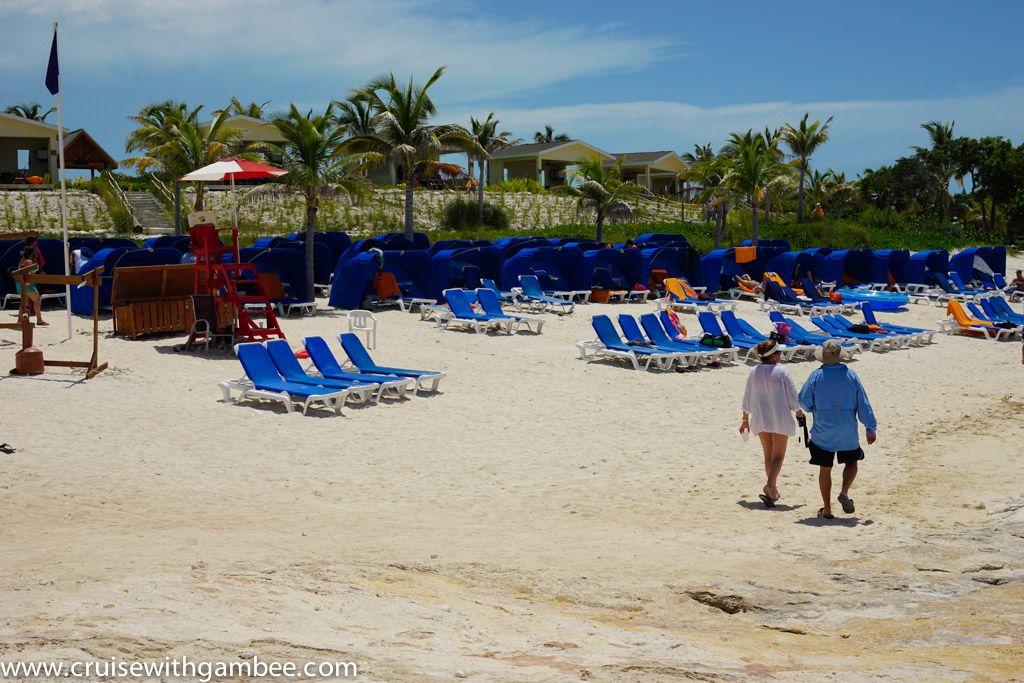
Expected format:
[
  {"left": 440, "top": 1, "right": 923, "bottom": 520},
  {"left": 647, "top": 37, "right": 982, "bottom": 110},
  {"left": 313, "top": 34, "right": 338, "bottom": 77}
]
[
  {"left": 441, "top": 197, "right": 510, "bottom": 230},
  {"left": 486, "top": 178, "right": 546, "bottom": 194}
]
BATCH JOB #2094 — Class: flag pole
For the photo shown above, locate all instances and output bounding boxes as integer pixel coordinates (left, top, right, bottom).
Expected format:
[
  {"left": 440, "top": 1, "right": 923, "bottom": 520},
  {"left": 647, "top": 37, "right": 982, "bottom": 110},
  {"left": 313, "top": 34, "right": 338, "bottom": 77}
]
[{"left": 50, "top": 22, "right": 72, "bottom": 340}]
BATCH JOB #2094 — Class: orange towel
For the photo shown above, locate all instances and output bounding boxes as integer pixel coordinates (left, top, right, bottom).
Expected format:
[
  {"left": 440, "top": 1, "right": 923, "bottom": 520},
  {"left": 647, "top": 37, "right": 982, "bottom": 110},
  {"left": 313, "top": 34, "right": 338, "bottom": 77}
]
[{"left": 735, "top": 246, "right": 757, "bottom": 263}]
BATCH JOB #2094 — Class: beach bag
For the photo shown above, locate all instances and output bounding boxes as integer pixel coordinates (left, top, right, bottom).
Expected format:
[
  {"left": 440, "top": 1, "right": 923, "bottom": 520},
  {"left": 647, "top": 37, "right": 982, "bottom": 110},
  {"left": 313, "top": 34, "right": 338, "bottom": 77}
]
[
  {"left": 373, "top": 271, "right": 401, "bottom": 300},
  {"left": 699, "top": 333, "right": 732, "bottom": 348},
  {"left": 666, "top": 309, "right": 687, "bottom": 338},
  {"left": 994, "top": 321, "right": 1017, "bottom": 329},
  {"left": 773, "top": 321, "right": 792, "bottom": 343},
  {"left": 847, "top": 323, "right": 872, "bottom": 334}
]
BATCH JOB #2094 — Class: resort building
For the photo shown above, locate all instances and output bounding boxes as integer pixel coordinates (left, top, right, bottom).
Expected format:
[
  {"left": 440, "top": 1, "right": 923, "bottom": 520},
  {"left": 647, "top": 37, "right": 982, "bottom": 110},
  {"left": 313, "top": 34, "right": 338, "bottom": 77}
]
[
  {"left": 488, "top": 140, "right": 614, "bottom": 188},
  {"left": 0, "top": 112, "right": 117, "bottom": 186},
  {"left": 608, "top": 151, "right": 687, "bottom": 195}
]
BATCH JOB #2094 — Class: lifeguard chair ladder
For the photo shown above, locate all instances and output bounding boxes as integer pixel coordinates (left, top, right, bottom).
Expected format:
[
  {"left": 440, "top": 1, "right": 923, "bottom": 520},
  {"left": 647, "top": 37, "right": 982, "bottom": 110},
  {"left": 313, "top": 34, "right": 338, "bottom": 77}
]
[{"left": 189, "top": 224, "right": 285, "bottom": 342}]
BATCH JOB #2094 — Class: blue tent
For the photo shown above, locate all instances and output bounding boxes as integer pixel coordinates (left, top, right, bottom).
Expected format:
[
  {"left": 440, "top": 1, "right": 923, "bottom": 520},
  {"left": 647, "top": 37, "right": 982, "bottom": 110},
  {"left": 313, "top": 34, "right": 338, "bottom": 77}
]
[
  {"left": 820, "top": 249, "right": 873, "bottom": 285},
  {"left": 255, "top": 239, "right": 334, "bottom": 286},
  {"left": 329, "top": 250, "right": 433, "bottom": 310},
  {"left": 869, "top": 249, "right": 910, "bottom": 284},
  {"left": 428, "top": 239, "right": 492, "bottom": 255},
  {"left": 492, "top": 236, "right": 549, "bottom": 258},
  {"left": 563, "top": 240, "right": 602, "bottom": 251},
  {"left": 337, "top": 233, "right": 426, "bottom": 267},
  {"left": 799, "top": 248, "right": 833, "bottom": 280},
  {"left": 144, "top": 235, "right": 191, "bottom": 251},
  {"left": 698, "top": 248, "right": 748, "bottom": 292},
  {"left": 70, "top": 247, "right": 183, "bottom": 314},
  {"left": 763, "top": 251, "right": 817, "bottom": 283},
  {"left": 238, "top": 247, "right": 310, "bottom": 301},
  {"left": 950, "top": 246, "right": 1007, "bottom": 282},
  {"left": 582, "top": 248, "right": 644, "bottom": 289},
  {"left": 286, "top": 230, "right": 352, "bottom": 265},
  {"left": 375, "top": 231, "right": 430, "bottom": 250},
  {"left": 431, "top": 246, "right": 502, "bottom": 299},
  {"left": 641, "top": 245, "right": 700, "bottom": 285},
  {"left": 500, "top": 246, "right": 585, "bottom": 291},
  {"left": 635, "top": 233, "right": 692, "bottom": 248},
  {"left": 905, "top": 249, "right": 949, "bottom": 285}
]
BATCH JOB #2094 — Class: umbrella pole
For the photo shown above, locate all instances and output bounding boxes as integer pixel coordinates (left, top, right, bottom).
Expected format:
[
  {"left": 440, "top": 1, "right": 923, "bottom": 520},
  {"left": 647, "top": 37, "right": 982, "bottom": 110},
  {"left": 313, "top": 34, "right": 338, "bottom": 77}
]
[{"left": 231, "top": 174, "right": 240, "bottom": 262}]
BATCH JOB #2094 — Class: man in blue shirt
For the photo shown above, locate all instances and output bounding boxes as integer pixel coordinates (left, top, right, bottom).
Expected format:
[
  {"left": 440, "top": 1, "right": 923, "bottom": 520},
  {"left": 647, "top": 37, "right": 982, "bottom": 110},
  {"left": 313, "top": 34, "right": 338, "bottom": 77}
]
[{"left": 798, "top": 340, "right": 877, "bottom": 519}]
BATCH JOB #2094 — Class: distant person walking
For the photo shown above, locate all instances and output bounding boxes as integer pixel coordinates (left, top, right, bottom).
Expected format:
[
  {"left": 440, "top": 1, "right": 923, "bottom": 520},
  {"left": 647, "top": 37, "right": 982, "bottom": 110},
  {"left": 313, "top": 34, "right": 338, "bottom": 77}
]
[
  {"left": 811, "top": 202, "right": 825, "bottom": 220},
  {"left": 798, "top": 340, "right": 877, "bottom": 519},
  {"left": 741, "top": 339, "right": 804, "bottom": 508}
]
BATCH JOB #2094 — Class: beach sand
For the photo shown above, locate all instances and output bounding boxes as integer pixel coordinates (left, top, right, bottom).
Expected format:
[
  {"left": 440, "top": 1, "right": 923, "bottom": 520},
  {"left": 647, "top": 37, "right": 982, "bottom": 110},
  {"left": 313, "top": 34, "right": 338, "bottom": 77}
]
[{"left": 1, "top": 260, "right": 1022, "bottom": 682}]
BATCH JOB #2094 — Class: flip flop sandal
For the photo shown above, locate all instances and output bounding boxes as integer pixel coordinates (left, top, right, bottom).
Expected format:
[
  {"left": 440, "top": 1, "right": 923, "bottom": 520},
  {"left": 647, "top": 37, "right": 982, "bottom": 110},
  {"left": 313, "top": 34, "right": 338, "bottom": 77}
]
[
  {"left": 838, "top": 494, "right": 855, "bottom": 514},
  {"left": 817, "top": 507, "right": 835, "bottom": 519},
  {"left": 758, "top": 493, "right": 776, "bottom": 508},
  {"left": 0, "top": 443, "right": 15, "bottom": 454}
]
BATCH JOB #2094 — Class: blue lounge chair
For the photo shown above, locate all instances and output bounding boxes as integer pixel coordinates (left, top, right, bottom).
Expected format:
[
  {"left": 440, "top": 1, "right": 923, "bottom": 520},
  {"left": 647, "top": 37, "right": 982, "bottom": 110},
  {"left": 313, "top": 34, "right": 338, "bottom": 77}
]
[
  {"left": 768, "top": 311, "right": 862, "bottom": 355},
  {"left": 639, "top": 312, "right": 737, "bottom": 364},
  {"left": 480, "top": 277, "right": 519, "bottom": 305},
  {"left": 266, "top": 339, "right": 389, "bottom": 403},
  {"left": 300, "top": 337, "right": 416, "bottom": 400},
  {"left": 860, "top": 302, "right": 935, "bottom": 343},
  {"left": 985, "top": 296, "right": 1024, "bottom": 325},
  {"left": 948, "top": 271, "right": 987, "bottom": 296},
  {"left": 577, "top": 314, "right": 680, "bottom": 370},
  {"left": 475, "top": 287, "right": 544, "bottom": 333},
  {"left": 810, "top": 316, "right": 897, "bottom": 351},
  {"left": 616, "top": 314, "right": 702, "bottom": 366},
  {"left": 441, "top": 288, "right": 511, "bottom": 333},
  {"left": 719, "top": 310, "right": 813, "bottom": 360},
  {"left": 518, "top": 275, "right": 574, "bottom": 314},
  {"left": 335, "top": 333, "right": 445, "bottom": 393},
  {"left": 220, "top": 342, "right": 350, "bottom": 414},
  {"left": 931, "top": 272, "right": 977, "bottom": 302},
  {"left": 829, "top": 313, "right": 911, "bottom": 347},
  {"left": 697, "top": 311, "right": 756, "bottom": 349}
]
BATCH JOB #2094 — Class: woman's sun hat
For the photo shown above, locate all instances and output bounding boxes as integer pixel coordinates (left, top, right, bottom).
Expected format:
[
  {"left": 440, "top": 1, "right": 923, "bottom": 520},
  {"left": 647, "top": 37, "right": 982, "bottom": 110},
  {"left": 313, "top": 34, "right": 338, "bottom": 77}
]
[
  {"left": 815, "top": 339, "right": 843, "bottom": 364},
  {"left": 757, "top": 338, "right": 780, "bottom": 359}
]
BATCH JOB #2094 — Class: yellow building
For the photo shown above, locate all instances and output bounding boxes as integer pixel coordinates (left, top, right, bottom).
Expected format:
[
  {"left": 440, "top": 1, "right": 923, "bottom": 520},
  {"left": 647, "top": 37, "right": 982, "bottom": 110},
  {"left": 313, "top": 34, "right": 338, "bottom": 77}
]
[
  {"left": 488, "top": 140, "right": 614, "bottom": 188},
  {"left": 0, "top": 112, "right": 116, "bottom": 186}
]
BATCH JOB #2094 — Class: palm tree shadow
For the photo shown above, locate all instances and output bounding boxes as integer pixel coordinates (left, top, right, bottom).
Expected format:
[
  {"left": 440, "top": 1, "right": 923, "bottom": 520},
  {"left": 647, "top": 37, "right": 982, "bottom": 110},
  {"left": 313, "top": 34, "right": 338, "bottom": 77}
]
[{"left": 736, "top": 499, "right": 806, "bottom": 512}]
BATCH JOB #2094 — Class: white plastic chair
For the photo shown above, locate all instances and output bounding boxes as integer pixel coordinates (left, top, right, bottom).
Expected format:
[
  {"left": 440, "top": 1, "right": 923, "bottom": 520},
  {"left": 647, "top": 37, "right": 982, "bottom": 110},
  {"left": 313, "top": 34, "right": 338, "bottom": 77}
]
[{"left": 347, "top": 309, "right": 377, "bottom": 349}]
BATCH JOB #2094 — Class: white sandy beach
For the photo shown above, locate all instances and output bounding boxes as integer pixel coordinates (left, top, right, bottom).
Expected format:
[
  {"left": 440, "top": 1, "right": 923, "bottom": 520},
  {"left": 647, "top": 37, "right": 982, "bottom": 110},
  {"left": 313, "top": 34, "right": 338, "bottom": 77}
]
[{"left": 1, "top": 261, "right": 1023, "bottom": 682}]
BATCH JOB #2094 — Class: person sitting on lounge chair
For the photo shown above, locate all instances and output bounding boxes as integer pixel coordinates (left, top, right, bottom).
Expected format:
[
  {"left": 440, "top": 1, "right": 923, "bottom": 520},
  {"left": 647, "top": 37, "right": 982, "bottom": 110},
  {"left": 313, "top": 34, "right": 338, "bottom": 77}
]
[{"left": 736, "top": 273, "right": 764, "bottom": 294}]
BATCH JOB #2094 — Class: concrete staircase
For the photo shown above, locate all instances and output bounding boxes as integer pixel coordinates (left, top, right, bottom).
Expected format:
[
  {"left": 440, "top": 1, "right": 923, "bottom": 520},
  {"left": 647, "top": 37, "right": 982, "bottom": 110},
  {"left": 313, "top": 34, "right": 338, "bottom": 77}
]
[{"left": 124, "top": 191, "right": 174, "bottom": 234}]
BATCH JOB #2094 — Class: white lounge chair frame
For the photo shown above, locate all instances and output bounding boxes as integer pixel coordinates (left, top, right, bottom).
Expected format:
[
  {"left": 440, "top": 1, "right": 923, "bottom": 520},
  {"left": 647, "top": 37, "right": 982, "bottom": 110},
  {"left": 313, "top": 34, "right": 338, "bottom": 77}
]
[{"left": 218, "top": 378, "right": 348, "bottom": 415}]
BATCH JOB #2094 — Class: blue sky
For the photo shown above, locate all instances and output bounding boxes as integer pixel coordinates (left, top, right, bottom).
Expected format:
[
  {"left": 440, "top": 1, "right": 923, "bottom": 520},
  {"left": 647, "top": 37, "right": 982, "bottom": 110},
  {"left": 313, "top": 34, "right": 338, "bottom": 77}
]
[{"left": 2, "top": 0, "right": 1022, "bottom": 177}]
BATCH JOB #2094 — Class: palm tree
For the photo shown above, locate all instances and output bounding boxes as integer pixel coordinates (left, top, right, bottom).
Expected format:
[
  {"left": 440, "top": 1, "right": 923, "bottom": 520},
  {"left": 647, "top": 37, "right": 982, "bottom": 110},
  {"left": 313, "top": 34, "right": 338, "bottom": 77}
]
[
  {"left": 566, "top": 156, "right": 642, "bottom": 242},
  {"left": 468, "top": 113, "right": 516, "bottom": 224},
  {"left": 226, "top": 97, "right": 271, "bottom": 119},
  {"left": 679, "top": 153, "right": 731, "bottom": 248},
  {"left": 4, "top": 102, "right": 56, "bottom": 121},
  {"left": 123, "top": 101, "right": 239, "bottom": 212},
  {"left": 782, "top": 112, "right": 833, "bottom": 222},
  {"left": 533, "top": 125, "right": 570, "bottom": 144},
  {"left": 914, "top": 120, "right": 958, "bottom": 219},
  {"left": 333, "top": 97, "right": 376, "bottom": 137},
  {"left": 722, "top": 130, "right": 792, "bottom": 242},
  {"left": 345, "top": 66, "right": 482, "bottom": 239},
  {"left": 270, "top": 103, "right": 380, "bottom": 300}
]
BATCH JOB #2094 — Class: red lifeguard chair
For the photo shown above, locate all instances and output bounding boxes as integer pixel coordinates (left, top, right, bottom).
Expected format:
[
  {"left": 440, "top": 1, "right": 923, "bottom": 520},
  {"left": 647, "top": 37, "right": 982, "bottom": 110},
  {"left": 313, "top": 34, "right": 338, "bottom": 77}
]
[{"left": 188, "top": 223, "right": 284, "bottom": 344}]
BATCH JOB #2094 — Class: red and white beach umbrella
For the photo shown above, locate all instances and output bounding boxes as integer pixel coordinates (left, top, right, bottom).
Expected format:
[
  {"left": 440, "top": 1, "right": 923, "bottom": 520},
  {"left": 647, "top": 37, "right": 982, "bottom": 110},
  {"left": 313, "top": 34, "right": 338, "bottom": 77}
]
[{"left": 180, "top": 157, "right": 287, "bottom": 227}]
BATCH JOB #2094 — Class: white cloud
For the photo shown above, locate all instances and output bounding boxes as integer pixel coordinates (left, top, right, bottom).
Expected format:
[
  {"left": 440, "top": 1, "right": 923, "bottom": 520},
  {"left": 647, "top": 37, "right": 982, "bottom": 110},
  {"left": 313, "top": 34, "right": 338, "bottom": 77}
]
[
  {"left": 445, "top": 86, "right": 1024, "bottom": 175},
  {"left": 0, "top": 0, "right": 670, "bottom": 103}
]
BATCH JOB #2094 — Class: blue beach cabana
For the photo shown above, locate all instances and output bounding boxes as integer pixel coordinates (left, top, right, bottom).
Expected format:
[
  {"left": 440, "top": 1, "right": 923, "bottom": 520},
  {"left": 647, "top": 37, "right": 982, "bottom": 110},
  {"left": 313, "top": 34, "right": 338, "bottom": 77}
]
[
  {"left": 329, "top": 250, "right": 433, "bottom": 310},
  {"left": 582, "top": 247, "right": 644, "bottom": 289},
  {"left": 500, "top": 246, "right": 585, "bottom": 291},
  {"left": 905, "top": 250, "right": 949, "bottom": 285},
  {"left": 820, "top": 249, "right": 873, "bottom": 285},
  {"left": 869, "top": 249, "right": 910, "bottom": 285},
  {"left": 70, "top": 247, "right": 183, "bottom": 314},
  {"left": 431, "top": 246, "right": 502, "bottom": 299}
]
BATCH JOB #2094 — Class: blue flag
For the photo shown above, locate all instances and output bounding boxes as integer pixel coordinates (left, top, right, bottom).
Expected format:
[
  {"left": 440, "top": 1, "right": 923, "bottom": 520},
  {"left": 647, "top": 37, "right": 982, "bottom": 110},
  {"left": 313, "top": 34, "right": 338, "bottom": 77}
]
[{"left": 45, "top": 31, "right": 59, "bottom": 95}]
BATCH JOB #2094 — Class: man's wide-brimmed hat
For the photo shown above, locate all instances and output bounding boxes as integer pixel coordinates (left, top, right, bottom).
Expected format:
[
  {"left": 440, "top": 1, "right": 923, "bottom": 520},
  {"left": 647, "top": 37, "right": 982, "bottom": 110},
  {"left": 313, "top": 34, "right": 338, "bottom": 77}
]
[{"left": 815, "top": 339, "right": 843, "bottom": 365}]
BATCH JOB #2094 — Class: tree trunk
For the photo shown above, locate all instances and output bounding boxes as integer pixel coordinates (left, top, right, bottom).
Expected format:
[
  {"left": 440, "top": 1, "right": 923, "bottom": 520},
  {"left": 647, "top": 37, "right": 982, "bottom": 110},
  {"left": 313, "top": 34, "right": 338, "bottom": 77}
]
[
  {"left": 796, "top": 165, "right": 806, "bottom": 222},
  {"left": 194, "top": 182, "right": 205, "bottom": 212},
  {"left": 714, "top": 204, "right": 724, "bottom": 248},
  {"left": 477, "top": 158, "right": 485, "bottom": 227},
  {"left": 595, "top": 212, "right": 605, "bottom": 243},
  {"left": 751, "top": 195, "right": 760, "bottom": 243},
  {"left": 404, "top": 176, "right": 415, "bottom": 240},
  {"left": 305, "top": 191, "right": 317, "bottom": 302}
]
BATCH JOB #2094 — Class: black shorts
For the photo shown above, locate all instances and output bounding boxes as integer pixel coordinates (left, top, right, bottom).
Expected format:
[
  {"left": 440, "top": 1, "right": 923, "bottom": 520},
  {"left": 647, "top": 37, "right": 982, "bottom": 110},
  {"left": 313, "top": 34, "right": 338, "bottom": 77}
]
[{"left": 808, "top": 441, "right": 864, "bottom": 467}]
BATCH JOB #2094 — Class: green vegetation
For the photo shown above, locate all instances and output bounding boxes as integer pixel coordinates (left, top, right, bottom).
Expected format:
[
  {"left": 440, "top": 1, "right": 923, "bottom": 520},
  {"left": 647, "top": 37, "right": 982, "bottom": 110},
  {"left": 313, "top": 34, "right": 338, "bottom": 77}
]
[
  {"left": 440, "top": 197, "right": 509, "bottom": 230},
  {"left": 486, "top": 178, "right": 546, "bottom": 194},
  {"left": 564, "top": 156, "right": 643, "bottom": 242}
]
